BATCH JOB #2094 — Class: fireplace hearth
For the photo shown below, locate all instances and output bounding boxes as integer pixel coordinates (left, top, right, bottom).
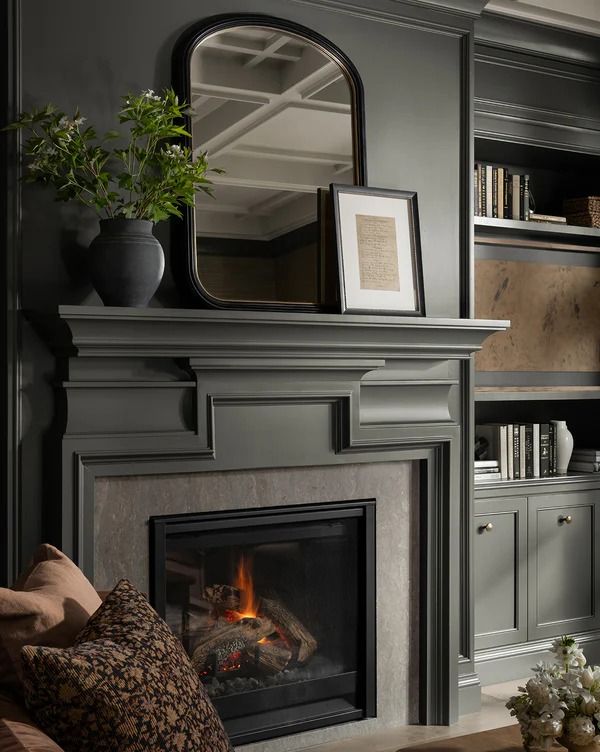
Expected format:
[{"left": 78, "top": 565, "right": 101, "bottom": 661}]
[{"left": 150, "top": 500, "right": 376, "bottom": 745}]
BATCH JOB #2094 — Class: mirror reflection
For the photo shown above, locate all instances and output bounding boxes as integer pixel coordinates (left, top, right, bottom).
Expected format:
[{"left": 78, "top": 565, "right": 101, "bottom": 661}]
[{"left": 190, "top": 25, "right": 356, "bottom": 305}]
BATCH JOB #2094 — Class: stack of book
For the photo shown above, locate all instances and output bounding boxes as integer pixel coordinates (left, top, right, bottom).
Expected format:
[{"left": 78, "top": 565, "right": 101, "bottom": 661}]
[
  {"left": 474, "top": 163, "right": 530, "bottom": 220},
  {"left": 569, "top": 448, "right": 600, "bottom": 474},
  {"left": 474, "top": 460, "right": 501, "bottom": 484},
  {"left": 475, "top": 423, "right": 561, "bottom": 481}
]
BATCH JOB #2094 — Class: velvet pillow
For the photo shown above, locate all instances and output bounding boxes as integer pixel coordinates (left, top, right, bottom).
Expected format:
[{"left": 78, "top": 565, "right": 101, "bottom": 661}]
[
  {"left": 20, "top": 579, "right": 232, "bottom": 752},
  {"left": 0, "top": 544, "right": 101, "bottom": 696}
]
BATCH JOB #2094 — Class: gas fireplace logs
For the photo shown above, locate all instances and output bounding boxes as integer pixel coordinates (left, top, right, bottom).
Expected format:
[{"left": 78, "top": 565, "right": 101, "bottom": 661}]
[
  {"left": 191, "top": 587, "right": 317, "bottom": 677},
  {"left": 259, "top": 597, "right": 317, "bottom": 665}
]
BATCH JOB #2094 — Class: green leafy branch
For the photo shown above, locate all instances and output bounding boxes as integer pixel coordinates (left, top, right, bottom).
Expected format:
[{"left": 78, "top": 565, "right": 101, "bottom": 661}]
[{"left": 4, "top": 88, "right": 220, "bottom": 223}]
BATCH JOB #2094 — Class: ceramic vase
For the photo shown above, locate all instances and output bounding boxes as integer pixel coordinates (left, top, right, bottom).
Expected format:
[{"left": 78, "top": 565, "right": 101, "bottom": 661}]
[
  {"left": 552, "top": 420, "right": 574, "bottom": 475},
  {"left": 88, "top": 218, "right": 165, "bottom": 307}
]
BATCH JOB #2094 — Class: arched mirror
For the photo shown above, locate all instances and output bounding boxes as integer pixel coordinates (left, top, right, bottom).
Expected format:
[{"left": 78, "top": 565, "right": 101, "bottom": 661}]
[{"left": 173, "top": 14, "right": 366, "bottom": 310}]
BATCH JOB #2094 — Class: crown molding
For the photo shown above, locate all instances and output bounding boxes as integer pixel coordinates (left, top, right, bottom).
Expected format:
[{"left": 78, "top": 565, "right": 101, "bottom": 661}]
[{"left": 485, "top": 0, "right": 600, "bottom": 37}]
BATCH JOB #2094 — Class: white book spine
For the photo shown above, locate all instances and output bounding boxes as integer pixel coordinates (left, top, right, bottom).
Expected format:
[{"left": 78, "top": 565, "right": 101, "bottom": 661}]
[
  {"left": 500, "top": 424, "right": 508, "bottom": 480},
  {"left": 507, "top": 424, "right": 514, "bottom": 480}
]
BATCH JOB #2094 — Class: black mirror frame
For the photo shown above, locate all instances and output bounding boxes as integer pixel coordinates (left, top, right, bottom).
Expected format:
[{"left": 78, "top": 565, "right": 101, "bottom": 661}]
[{"left": 171, "top": 13, "right": 367, "bottom": 312}]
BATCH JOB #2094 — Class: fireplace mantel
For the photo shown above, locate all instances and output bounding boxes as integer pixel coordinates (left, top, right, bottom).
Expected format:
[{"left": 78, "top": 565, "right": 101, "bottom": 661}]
[
  {"left": 47, "top": 305, "right": 506, "bottom": 360},
  {"left": 34, "top": 305, "right": 506, "bottom": 731}
]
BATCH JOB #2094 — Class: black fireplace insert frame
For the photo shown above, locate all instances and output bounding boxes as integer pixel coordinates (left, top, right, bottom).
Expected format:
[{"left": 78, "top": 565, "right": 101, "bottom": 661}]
[{"left": 149, "top": 499, "right": 376, "bottom": 745}]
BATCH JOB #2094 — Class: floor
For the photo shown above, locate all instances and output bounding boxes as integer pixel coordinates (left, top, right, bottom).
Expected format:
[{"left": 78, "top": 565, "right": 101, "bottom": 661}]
[{"left": 303, "top": 679, "right": 523, "bottom": 752}]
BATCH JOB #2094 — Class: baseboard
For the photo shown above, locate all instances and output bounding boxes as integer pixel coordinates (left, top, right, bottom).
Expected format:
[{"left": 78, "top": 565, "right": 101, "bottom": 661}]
[
  {"left": 458, "top": 672, "right": 481, "bottom": 715},
  {"left": 475, "top": 630, "right": 600, "bottom": 685}
]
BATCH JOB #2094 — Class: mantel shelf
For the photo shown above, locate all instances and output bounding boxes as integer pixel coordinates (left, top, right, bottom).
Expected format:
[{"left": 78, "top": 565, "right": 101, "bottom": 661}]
[
  {"left": 31, "top": 306, "right": 509, "bottom": 362},
  {"left": 474, "top": 216, "right": 600, "bottom": 250}
]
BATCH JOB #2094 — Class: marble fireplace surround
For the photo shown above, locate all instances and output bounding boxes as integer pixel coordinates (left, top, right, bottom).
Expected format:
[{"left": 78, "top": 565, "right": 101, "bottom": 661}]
[{"left": 40, "top": 305, "right": 506, "bottom": 747}]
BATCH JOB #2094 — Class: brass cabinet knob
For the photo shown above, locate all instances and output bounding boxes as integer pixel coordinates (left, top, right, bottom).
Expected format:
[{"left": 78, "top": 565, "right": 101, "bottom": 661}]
[
  {"left": 559, "top": 514, "right": 573, "bottom": 524},
  {"left": 479, "top": 522, "right": 494, "bottom": 532}
]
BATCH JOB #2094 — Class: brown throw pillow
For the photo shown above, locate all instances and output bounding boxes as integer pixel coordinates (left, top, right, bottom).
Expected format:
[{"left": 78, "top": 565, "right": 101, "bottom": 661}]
[
  {"left": 0, "top": 719, "right": 63, "bottom": 752},
  {"left": 21, "top": 579, "right": 232, "bottom": 752},
  {"left": 0, "top": 544, "right": 101, "bottom": 695}
]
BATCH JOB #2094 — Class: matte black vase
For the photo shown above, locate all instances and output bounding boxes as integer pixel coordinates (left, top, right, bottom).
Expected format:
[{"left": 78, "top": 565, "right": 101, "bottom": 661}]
[{"left": 89, "top": 218, "right": 165, "bottom": 307}]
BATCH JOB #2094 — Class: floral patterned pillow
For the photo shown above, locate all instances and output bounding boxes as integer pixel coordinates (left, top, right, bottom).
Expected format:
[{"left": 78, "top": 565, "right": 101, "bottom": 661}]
[{"left": 20, "top": 579, "right": 232, "bottom": 752}]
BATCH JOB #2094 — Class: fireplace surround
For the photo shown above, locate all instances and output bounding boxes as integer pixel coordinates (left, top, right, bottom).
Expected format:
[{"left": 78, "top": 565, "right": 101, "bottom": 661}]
[
  {"left": 36, "top": 305, "right": 506, "bottom": 748},
  {"left": 150, "top": 501, "right": 376, "bottom": 745}
]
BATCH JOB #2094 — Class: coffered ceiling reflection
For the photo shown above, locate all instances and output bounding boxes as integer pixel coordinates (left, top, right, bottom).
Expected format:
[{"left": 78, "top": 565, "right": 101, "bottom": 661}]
[{"left": 190, "top": 26, "right": 354, "bottom": 242}]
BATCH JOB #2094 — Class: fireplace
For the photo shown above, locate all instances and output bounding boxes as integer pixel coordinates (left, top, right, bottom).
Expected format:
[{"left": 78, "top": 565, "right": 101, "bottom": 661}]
[{"left": 150, "top": 500, "right": 376, "bottom": 745}]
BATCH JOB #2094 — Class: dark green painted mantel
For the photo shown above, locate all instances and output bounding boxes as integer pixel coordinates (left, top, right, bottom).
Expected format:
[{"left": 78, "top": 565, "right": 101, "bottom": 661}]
[{"left": 32, "top": 304, "right": 506, "bottom": 734}]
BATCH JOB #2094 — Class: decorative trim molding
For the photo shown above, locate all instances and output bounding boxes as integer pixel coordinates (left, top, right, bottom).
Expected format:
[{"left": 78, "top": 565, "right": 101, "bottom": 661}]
[
  {"left": 0, "top": 0, "right": 21, "bottom": 587},
  {"left": 34, "top": 306, "right": 505, "bottom": 727},
  {"left": 476, "top": 11, "right": 600, "bottom": 67},
  {"left": 484, "top": 1, "right": 600, "bottom": 39}
]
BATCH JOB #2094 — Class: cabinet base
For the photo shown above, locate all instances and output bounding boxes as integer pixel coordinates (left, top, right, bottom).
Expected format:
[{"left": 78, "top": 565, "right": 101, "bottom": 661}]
[{"left": 475, "top": 630, "right": 600, "bottom": 686}]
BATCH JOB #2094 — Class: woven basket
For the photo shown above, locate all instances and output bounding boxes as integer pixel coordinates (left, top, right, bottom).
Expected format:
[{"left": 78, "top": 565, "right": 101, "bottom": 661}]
[{"left": 564, "top": 197, "right": 600, "bottom": 228}]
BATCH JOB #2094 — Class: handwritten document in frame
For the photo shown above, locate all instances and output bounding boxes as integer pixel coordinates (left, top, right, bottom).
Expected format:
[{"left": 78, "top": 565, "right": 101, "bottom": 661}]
[
  {"left": 331, "top": 184, "right": 424, "bottom": 315},
  {"left": 355, "top": 214, "right": 401, "bottom": 292}
]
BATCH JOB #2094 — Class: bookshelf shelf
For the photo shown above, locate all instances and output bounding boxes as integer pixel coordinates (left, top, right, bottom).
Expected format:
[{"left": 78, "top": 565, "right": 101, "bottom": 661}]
[
  {"left": 475, "top": 387, "right": 600, "bottom": 402},
  {"left": 474, "top": 216, "right": 600, "bottom": 249},
  {"left": 474, "top": 473, "right": 600, "bottom": 490}
]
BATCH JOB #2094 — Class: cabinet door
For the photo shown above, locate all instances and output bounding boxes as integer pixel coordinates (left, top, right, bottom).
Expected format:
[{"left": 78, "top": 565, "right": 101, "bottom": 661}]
[
  {"left": 474, "top": 496, "right": 527, "bottom": 650},
  {"left": 528, "top": 491, "right": 600, "bottom": 641}
]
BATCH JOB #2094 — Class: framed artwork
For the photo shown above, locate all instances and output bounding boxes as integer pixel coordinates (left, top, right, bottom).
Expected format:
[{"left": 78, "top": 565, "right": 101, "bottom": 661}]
[{"left": 330, "top": 184, "right": 425, "bottom": 315}]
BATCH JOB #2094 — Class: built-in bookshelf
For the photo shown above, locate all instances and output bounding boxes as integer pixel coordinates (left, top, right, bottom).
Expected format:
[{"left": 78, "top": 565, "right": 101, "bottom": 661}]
[{"left": 473, "top": 138, "right": 600, "bottom": 486}]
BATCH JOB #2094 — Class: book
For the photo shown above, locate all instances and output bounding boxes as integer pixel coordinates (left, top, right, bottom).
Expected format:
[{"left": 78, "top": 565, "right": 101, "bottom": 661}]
[
  {"left": 571, "top": 449, "right": 600, "bottom": 461},
  {"left": 533, "top": 423, "right": 540, "bottom": 478},
  {"left": 568, "top": 460, "right": 600, "bottom": 473},
  {"left": 549, "top": 422, "right": 557, "bottom": 475},
  {"left": 512, "top": 174, "right": 521, "bottom": 220},
  {"left": 512, "top": 423, "right": 520, "bottom": 480},
  {"left": 507, "top": 423, "right": 514, "bottom": 479},
  {"left": 474, "top": 459, "right": 500, "bottom": 469},
  {"left": 475, "top": 425, "right": 508, "bottom": 479},
  {"left": 539, "top": 423, "right": 550, "bottom": 477},
  {"left": 474, "top": 167, "right": 480, "bottom": 217},
  {"left": 517, "top": 424, "right": 525, "bottom": 477},
  {"left": 529, "top": 213, "right": 567, "bottom": 224},
  {"left": 475, "top": 467, "right": 501, "bottom": 474},
  {"left": 485, "top": 165, "right": 494, "bottom": 218},
  {"left": 492, "top": 166, "right": 498, "bottom": 218},
  {"left": 522, "top": 174, "right": 530, "bottom": 221},
  {"left": 474, "top": 472, "right": 502, "bottom": 483},
  {"left": 503, "top": 169, "right": 510, "bottom": 219},
  {"left": 524, "top": 423, "right": 534, "bottom": 478},
  {"left": 480, "top": 165, "right": 487, "bottom": 217},
  {"left": 497, "top": 167, "right": 505, "bottom": 219}
]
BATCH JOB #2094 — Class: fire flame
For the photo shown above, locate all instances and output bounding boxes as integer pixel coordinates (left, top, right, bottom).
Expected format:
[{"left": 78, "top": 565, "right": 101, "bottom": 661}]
[{"left": 235, "top": 554, "right": 258, "bottom": 618}]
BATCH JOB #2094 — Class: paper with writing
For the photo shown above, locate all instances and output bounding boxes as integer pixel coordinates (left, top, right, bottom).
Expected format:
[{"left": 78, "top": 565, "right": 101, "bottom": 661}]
[{"left": 355, "top": 214, "right": 400, "bottom": 291}]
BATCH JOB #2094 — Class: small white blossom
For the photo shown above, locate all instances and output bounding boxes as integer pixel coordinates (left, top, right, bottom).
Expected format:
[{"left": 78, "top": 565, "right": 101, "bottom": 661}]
[{"left": 142, "top": 88, "right": 161, "bottom": 101}]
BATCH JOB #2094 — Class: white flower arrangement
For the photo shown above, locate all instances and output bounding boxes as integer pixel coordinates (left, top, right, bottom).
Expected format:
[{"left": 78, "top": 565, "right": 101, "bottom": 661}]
[{"left": 507, "top": 636, "right": 600, "bottom": 751}]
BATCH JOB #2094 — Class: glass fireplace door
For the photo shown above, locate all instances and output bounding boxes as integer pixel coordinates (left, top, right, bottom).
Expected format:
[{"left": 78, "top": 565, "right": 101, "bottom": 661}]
[{"left": 150, "top": 501, "right": 376, "bottom": 745}]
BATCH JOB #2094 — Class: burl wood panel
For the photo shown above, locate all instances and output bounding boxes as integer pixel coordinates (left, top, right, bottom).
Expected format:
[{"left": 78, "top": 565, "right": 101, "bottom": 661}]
[{"left": 475, "top": 259, "right": 600, "bottom": 372}]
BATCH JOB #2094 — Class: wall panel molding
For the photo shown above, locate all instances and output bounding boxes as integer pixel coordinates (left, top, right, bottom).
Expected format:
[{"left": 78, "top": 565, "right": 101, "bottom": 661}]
[{"left": 0, "top": 0, "right": 21, "bottom": 587}]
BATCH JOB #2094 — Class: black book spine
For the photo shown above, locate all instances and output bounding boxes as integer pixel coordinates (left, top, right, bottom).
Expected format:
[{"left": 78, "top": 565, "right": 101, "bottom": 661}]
[
  {"left": 549, "top": 422, "right": 556, "bottom": 475},
  {"left": 513, "top": 423, "right": 521, "bottom": 480},
  {"left": 492, "top": 166, "right": 498, "bottom": 218},
  {"left": 503, "top": 170, "right": 510, "bottom": 219},
  {"left": 474, "top": 167, "right": 479, "bottom": 217},
  {"left": 540, "top": 423, "right": 550, "bottom": 477},
  {"left": 525, "top": 423, "right": 534, "bottom": 478}
]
